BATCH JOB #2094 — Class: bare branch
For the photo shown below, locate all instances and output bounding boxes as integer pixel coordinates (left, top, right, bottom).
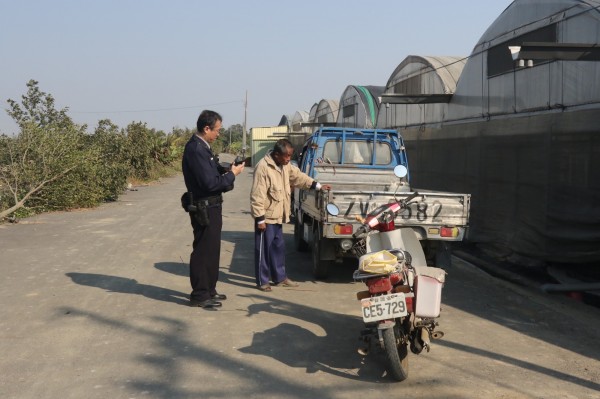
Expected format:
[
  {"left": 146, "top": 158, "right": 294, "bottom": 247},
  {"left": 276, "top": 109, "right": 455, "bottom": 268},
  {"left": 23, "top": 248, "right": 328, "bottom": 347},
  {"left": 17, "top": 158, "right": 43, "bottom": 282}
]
[{"left": 0, "top": 163, "right": 79, "bottom": 219}]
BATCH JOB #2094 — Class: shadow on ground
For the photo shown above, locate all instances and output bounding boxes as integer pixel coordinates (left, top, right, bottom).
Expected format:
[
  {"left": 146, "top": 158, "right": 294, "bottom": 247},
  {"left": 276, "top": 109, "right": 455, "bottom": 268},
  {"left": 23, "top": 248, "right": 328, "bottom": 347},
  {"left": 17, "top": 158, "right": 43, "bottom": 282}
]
[
  {"left": 155, "top": 261, "right": 188, "bottom": 277},
  {"left": 66, "top": 272, "right": 189, "bottom": 306}
]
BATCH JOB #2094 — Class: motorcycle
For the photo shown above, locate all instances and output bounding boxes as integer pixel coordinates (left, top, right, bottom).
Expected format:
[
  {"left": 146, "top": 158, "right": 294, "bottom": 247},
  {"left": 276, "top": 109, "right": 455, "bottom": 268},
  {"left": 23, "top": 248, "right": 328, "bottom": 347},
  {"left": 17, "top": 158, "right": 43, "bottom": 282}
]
[{"left": 350, "top": 165, "right": 447, "bottom": 381}]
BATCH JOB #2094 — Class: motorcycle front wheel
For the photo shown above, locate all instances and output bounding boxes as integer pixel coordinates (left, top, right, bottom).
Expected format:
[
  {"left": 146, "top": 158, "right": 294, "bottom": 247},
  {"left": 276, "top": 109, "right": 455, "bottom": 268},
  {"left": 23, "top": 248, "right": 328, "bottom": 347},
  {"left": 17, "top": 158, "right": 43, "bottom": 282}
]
[{"left": 382, "top": 327, "right": 409, "bottom": 381}]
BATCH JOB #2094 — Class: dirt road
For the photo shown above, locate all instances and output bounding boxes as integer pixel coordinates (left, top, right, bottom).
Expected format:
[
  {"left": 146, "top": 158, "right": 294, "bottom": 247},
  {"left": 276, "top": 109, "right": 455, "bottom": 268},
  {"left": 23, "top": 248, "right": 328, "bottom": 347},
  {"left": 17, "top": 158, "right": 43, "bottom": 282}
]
[{"left": 1, "top": 161, "right": 599, "bottom": 399}]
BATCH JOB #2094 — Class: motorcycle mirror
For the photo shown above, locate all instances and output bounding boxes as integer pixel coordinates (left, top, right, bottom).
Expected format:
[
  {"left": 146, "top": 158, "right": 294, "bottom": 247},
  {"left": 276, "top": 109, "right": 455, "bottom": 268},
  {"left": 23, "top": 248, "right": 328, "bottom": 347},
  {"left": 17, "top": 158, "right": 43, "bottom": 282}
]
[
  {"left": 326, "top": 203, "right": 340, "bottom": 216},
  {"left": 394, "top": 164, "right": 408, "bottom": 178}
]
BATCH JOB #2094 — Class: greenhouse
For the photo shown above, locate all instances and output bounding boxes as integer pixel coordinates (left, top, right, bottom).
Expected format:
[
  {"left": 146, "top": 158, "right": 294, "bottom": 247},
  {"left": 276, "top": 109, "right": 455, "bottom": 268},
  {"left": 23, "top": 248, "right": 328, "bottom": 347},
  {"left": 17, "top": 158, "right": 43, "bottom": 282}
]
[{"left": 335, "top": 85, "right": 384, "bottom": 128}]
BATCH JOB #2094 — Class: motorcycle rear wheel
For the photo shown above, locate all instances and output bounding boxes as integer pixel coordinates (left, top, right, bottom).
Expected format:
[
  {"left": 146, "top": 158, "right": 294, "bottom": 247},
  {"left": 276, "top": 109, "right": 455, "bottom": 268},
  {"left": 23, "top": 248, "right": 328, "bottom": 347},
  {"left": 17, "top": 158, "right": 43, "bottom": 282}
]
[{"left": 382, "top": 327, "right": 409, "bottom": 381}]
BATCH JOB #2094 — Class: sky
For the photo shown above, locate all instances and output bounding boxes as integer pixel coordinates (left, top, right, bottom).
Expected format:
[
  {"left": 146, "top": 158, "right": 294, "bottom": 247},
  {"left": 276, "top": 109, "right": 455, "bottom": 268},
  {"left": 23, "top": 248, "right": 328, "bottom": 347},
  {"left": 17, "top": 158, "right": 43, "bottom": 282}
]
[{"left": 0, "top": 0, "right": 513, "bottom": 134}]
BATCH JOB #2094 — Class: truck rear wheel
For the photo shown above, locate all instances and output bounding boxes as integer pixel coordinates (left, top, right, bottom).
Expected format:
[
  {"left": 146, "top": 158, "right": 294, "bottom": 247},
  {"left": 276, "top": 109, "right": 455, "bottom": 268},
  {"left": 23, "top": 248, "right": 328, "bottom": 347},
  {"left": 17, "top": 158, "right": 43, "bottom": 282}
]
[
  {"left": 294, "top": 218, "right": 308, "bottom": 252},
  {"left": 423, "top": 241, "right": 451, "bottom": 269},
  {"left": 312, "top": 224, "right": 332, "bottom": 279}
]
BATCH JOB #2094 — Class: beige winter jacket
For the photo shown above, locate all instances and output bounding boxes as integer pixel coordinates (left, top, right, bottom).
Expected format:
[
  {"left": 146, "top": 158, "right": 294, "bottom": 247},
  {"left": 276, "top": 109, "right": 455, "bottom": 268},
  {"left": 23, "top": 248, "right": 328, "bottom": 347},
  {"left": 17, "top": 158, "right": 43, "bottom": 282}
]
[{"left": 250, "top": 153, "right": 315, "bottom": 224}]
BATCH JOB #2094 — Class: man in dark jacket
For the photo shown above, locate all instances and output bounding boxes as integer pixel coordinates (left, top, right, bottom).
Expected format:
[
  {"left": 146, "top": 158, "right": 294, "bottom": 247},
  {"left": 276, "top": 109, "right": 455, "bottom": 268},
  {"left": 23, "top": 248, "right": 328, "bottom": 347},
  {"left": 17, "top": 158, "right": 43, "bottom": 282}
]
[{"left": 182, "top": 110, "right": 244, "bottom": 309}]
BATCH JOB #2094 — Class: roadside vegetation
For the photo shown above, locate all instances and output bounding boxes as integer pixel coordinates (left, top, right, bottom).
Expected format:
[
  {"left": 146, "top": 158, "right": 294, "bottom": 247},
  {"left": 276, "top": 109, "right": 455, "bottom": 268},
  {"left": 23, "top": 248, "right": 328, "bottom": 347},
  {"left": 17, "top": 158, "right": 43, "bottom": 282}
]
[{"left": 0, "top": 80, "right": 246, "bottom": 221}]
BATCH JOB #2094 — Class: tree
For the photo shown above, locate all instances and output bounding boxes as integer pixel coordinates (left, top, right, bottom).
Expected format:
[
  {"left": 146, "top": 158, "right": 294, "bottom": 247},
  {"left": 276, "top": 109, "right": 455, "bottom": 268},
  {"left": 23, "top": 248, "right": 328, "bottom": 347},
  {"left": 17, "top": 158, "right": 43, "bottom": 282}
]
[
  {"left": 88, "top": 119, "right": 129, "bottom": 201},
  {"left": 216, "top": 124, "right": 244, "bottom": 154},
  {"left": 0, "top": 122, "right": 87, "bottom": 218},
  {"left": 0, "top": 80, "right": 88, "bottom": 219},
  {"left": 123, "top": 122, "right": 182, "bottom": 180},
  {"left": 7, "top": 79, "right": 73, "bottom": 129},
  {"left": 0, "top": 80, "right": 205, "bottom": 220},
  {"left": 124, "top": 122, "right": 155, "bottom": 180},
  {"left": 168, "top": 127, "right": 192, "bottom": 163}
]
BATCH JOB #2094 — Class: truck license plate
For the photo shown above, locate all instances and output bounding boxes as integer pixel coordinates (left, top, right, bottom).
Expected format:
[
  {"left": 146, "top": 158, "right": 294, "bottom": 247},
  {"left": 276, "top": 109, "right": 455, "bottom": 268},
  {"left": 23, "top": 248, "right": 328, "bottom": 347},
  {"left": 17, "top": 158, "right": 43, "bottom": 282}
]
[{"left": 360, "top": 293, "right": 408, "bottom": 323}]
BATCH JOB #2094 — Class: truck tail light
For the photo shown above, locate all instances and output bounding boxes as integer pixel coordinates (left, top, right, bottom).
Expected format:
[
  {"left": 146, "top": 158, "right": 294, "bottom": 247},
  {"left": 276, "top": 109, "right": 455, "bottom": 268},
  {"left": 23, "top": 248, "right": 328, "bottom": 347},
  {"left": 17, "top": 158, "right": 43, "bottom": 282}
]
[
  {"left": 440, "top": 226, "right": 459, "bottom": 237},
  {"left": 334, "top": 224, "right": 353, "bottom": 235}
]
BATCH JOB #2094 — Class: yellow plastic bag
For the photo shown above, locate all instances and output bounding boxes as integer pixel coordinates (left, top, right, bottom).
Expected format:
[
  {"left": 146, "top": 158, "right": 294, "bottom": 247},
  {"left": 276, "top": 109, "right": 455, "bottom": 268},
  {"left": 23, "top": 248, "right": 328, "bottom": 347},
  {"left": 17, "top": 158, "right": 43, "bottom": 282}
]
[{"left": 359, "top": 250, "right": 398, "bottom": 274}]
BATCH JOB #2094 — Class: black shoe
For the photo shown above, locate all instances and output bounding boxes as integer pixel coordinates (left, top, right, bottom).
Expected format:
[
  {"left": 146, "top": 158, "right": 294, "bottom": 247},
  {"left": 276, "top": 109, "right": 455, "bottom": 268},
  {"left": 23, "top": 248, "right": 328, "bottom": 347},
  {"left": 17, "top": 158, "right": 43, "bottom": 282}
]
[
  {"left": 190, "top": 298, "right": 222, "bottom": 309},
  {"left": 211, "top": 293, "right": 227, "bottom": 300}
]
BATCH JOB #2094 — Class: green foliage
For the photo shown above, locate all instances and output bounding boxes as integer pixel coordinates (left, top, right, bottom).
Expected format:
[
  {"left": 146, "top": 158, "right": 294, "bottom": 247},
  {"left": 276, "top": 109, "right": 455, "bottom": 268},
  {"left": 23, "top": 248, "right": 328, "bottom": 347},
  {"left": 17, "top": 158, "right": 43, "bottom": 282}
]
[
  {"left": 0, "top": 81, "right": 127, "bottom": 217},
  {"left": 0, "top": 79, "right": 93, "bottom": 218},
  {"left": 124, "top": 122, "right": 190, "bottom": 180},
  {"left": 124, "top": 122, "right": 155, "bottom": 180},
  {"left": 228, "top": 140, "right": 243, "bottom": 154},
  {"left": 215, "top": 124, "right": 246, "bottom": 154},
  {"left": 211, "top": 137, "right": 224, "bottom": 154},
  {"left": 168, "top": 127, "right": 193, "bottom": 170},
  {"left": 7, "top": 79, "right": 73, "bottom": 129},
  {"left": 0, "top": 80, "right": 247, "bottom": 220},
  {"left": 89, "top": 119, "right": 130, "bottom": 201}
]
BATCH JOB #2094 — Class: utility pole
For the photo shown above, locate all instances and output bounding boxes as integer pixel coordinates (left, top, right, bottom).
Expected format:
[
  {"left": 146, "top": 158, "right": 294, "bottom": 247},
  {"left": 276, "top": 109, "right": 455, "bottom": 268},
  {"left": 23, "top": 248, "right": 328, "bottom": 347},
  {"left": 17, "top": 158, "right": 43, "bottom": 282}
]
[{"left": 242, "top": 90, "right": 247, "bottom": 156}]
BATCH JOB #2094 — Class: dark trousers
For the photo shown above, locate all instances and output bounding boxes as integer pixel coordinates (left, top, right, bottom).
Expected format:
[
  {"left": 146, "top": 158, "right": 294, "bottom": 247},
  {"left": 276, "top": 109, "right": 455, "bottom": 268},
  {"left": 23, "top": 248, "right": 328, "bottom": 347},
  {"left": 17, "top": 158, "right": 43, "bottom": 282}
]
[
  {"left": 189, "top": 204, "right": 223, "bottom": 301},
  {"left": 254, "top": 223, "right": 287, "bottom": 286}
]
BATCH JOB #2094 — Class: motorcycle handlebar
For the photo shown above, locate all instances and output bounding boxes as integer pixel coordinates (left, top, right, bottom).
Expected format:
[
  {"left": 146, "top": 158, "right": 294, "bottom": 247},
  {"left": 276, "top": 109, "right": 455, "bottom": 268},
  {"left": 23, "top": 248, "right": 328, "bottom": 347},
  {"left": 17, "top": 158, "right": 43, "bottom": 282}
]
[
  {"left": 402, "top": 191, "right": 420, "bottom": 204},
  {"left": 352, "top": 225, "right": 367, "bottom": 238},
  {"left": 352, "top": 192, "right": 421, "bottom": 238}
]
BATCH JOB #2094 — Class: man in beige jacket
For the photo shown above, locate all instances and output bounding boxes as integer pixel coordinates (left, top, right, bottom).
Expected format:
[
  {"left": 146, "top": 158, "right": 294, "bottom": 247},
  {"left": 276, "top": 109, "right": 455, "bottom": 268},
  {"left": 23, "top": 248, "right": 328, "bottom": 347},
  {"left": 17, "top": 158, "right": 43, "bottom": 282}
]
[{"left": 250, "top": 139, "right": 331, "bottom": 291}]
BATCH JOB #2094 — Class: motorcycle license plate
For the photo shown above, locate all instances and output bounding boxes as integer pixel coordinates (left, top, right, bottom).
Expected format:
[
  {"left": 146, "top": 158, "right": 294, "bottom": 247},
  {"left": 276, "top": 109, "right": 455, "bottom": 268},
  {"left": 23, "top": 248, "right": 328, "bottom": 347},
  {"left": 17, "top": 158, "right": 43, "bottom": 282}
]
[{"left": 360, "top": 293, "right": 408, "bottom": 323}]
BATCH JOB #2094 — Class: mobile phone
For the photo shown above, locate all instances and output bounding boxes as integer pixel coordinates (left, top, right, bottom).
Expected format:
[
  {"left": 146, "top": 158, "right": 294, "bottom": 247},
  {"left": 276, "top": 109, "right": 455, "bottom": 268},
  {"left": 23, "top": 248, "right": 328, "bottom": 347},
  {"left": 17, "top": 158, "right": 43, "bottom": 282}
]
[{"left": 234, "top": 156, "right": 249, "bottom": 166}]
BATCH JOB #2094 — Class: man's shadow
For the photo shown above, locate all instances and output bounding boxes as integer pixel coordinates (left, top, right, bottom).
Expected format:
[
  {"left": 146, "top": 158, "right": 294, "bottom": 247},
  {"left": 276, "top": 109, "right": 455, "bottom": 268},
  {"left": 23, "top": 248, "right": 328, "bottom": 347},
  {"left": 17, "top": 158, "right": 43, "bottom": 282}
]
[
  {"left": 155, "top": 254, "right": 257, "bottom": 291},
  {"left": 238, "top": 295, "right": 394, "bottom": 382},
  {"left": 155, "top": 261, "right": 188, "bottom": 277},
  {"left": 66, "top": 272, "right": 189, "bottom": 305}
]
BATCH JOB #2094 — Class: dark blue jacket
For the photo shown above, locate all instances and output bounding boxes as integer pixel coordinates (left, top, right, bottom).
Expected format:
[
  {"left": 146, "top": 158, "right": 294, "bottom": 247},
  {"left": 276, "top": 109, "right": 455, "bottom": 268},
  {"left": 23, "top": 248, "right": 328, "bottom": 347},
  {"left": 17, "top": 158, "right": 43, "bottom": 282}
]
[{"left": 182, "top": 134, "right": 235, "bottom": 199}]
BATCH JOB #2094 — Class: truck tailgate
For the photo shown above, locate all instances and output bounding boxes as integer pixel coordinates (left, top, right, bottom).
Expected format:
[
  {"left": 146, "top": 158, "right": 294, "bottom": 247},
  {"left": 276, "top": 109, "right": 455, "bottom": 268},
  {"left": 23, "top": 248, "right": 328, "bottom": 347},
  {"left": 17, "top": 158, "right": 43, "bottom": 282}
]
[{"left": 299, "top": 189, "right": 470, "bottom": 240}]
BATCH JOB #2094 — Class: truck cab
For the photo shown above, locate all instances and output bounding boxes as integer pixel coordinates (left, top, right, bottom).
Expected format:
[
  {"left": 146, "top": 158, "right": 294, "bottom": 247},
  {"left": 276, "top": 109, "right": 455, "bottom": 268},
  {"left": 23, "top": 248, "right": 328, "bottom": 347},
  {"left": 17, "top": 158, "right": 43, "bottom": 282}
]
[{"left": 297, "top": 127, "right": 410, "bottom": 187}]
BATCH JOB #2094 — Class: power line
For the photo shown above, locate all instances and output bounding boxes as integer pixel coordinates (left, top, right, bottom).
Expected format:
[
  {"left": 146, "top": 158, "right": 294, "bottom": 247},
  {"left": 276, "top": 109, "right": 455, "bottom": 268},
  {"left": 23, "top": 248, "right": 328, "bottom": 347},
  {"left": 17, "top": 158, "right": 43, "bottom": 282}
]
[{"left": 70, "top": 99, "right": 244, "bottom": 114}]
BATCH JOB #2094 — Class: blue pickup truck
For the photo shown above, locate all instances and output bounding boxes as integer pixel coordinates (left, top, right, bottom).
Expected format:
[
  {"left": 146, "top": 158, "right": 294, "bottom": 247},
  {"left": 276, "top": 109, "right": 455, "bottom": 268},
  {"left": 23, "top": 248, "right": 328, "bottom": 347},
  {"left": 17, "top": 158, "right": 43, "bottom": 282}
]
[{"left": 293, "top": 126, "right": 471, "bottom": 278}]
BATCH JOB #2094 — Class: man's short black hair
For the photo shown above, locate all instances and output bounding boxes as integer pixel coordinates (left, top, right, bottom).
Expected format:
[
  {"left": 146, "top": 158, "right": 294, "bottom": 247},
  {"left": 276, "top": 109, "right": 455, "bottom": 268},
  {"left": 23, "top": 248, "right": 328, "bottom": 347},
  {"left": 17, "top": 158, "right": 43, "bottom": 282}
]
[
  {"left": 197, "top": 110, "right": 222, "bottom": 132},
  {"left": 273, "top": 139, "right": 293, "bottom": 155}
]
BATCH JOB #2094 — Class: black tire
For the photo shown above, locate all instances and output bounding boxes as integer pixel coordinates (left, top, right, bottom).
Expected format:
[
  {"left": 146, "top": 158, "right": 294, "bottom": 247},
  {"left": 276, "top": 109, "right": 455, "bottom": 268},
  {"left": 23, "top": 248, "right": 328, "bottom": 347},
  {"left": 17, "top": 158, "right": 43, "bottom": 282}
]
[
  {"left": 435, "top": 242, "right": 452, "bottom": 269},
  {"left": 423, "top": 241, "right": 437, "bottom": 266},
  {"left": 312, "top": 225, "right": 331, "bottom": 279},
  {"left": 423, "top": 241, "right": 452, "bottom": 268},
  {"left": 382, "top": 327, "right": 409, "bottom": 381},
  {"left": 294, "top": 218, "right": 309, "bottom": 252}
]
